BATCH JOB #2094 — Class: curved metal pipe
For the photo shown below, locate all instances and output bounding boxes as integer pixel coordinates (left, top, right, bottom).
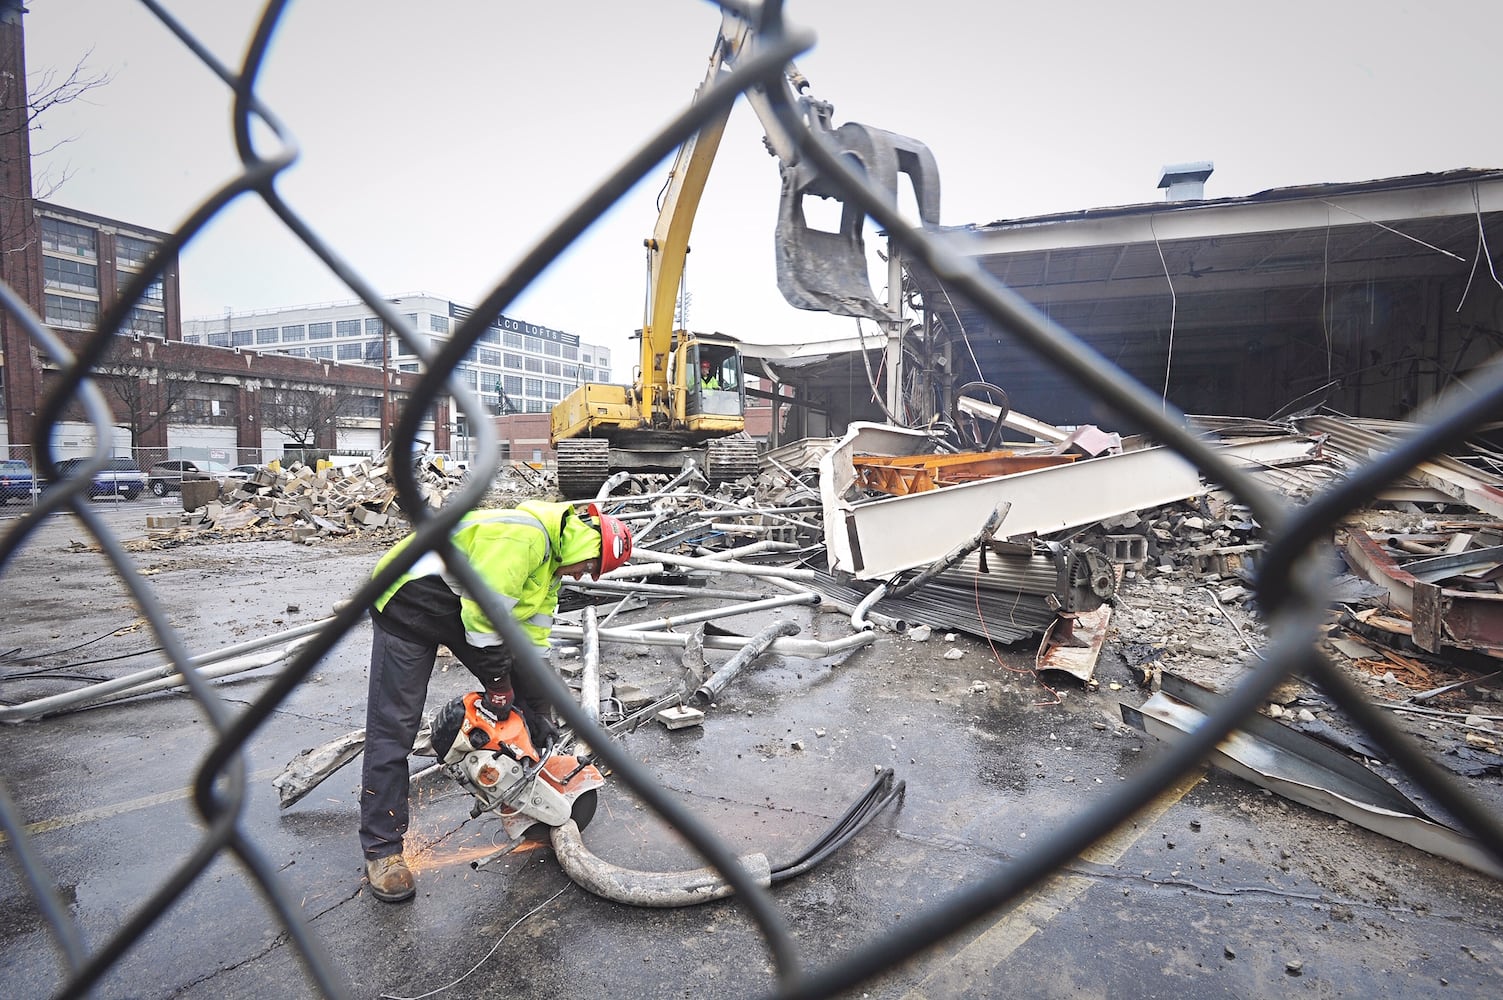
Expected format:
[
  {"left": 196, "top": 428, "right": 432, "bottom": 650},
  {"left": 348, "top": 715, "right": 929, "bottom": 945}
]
[
  {"left": 692, "top": 620, "right": 802, "bottom": 705},
  {"left": 766, "top": 576, "right": 907, "bottom": 634},
  {"left": 594, "top": 471, "right": 634, "bottom": 503},
  {"left": 850, "top": 583, "right": 890, "bottom": 632},
  {"left": 887, "top": 504, "right": 1008, "bottom": 599},
  {"left": 550, "top": 819, "right": 771, "bottom": 907}
]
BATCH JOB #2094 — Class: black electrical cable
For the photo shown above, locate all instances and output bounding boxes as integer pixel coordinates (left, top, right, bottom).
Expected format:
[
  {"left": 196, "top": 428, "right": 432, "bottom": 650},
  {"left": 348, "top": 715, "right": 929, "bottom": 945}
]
[
  {"left": 773, "top": 781, "right": 906, "bottom": 884},
  {"left": 769, "top": 769, "right": 904, "bottom": 883}
]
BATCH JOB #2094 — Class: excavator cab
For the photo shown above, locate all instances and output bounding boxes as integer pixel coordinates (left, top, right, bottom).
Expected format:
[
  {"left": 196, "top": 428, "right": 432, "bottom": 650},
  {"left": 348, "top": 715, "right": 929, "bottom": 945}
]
[{"left": 690, "top": 345, "right": 744, "bottom": 418}]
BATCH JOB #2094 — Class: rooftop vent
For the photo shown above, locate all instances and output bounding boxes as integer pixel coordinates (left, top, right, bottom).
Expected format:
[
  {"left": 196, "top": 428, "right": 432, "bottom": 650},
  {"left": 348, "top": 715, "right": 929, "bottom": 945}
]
[{"left": 1157, "top": 161, "right": 1214, "bottom": 201}]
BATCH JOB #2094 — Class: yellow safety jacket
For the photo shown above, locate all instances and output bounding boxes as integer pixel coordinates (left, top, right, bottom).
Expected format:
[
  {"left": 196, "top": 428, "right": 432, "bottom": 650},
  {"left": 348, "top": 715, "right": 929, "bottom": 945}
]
[{"left": 372, "top": 500, "right": 581, "bottom": 649}]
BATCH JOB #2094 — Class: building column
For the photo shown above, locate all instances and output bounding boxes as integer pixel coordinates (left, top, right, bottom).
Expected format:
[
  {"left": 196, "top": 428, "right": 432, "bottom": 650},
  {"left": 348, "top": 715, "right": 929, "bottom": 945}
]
[{"left": 0, "top": 0, "right": 45, "bottom": 449}]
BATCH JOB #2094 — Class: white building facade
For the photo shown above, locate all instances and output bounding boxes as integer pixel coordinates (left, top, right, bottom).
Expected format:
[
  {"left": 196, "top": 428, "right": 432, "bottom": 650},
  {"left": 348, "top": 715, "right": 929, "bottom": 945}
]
[{"left": 183, "top": 294, "right": 614, "bottom": 459}]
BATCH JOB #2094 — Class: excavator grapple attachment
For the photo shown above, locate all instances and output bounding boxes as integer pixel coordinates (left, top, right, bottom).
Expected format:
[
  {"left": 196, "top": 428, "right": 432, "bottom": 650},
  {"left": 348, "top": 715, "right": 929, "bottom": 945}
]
[{"left": 775, "top": 120, "right": 941, "bottom": 321}]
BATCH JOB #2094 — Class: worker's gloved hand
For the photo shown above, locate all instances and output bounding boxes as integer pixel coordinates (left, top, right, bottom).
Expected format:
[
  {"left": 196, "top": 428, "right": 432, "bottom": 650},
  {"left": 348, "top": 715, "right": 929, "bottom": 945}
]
[
  {"left": 517, "top": 698, "right": 560, "bottom": 751},
  {"left": 480, "top": 681, "right": 515, "bottom": 715}
]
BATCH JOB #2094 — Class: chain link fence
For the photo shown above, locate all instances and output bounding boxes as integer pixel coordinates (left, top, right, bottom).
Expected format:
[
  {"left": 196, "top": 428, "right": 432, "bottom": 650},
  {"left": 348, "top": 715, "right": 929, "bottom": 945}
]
[{"left": 3, "top": 1, "right": 1502, "bottom": 997}]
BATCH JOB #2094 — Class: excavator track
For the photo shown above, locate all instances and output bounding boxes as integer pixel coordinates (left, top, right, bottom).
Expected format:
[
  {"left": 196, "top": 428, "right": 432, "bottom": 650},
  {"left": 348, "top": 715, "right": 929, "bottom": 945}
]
[
  {"left": 556, "top": 438, "right": 611, "bottom": 500},
  {"left": 704, "top": 437, "right": 761, "bottom": 485}
]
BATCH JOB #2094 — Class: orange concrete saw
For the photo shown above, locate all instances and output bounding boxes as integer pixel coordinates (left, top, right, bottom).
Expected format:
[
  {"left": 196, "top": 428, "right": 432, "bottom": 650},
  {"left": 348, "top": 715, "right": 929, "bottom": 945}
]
[{"left": 430, "top": 691, "right": 604, "bottom": 842}]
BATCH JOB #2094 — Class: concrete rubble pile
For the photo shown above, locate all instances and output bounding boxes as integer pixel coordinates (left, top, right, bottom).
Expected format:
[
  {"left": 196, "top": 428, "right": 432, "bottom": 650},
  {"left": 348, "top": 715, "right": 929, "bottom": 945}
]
[{"left": 141, "top": 455, "right": 463, "bottom": 545}]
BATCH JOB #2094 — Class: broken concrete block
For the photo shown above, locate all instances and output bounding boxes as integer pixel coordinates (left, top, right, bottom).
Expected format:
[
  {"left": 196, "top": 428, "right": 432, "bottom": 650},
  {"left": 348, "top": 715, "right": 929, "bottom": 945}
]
[
  {"left": 945, "top": 648, "right": 965, "bottom": 660},
  {"left": 350, "top": 506, "right": 387, "bottom": 527},
  {"left": 611, "top": 682, "right": 653, "bottom": 710},
  {"left": 908, "top": 625, "right": 932, "bottom": 642},
  {"left": 656, "top": 705, "right": 705, "bottom": 730},
  {"left": 145, "top": 515, "right": 178, "bottom": 530}
]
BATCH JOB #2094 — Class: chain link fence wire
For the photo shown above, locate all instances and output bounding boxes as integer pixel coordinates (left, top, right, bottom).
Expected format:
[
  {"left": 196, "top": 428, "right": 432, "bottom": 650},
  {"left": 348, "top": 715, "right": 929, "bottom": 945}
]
[{"left": 3, "top": 1, "right": 1502, "bottom": 997}]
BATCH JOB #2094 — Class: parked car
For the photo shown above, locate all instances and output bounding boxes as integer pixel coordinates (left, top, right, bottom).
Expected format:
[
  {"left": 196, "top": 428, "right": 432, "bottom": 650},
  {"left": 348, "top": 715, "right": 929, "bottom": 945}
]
[
  {"left": 230, "top": 464, "right": 264, "bottom": 479},
  {"left": 52, "top": 457, "right": 148, "bottom": 500},
  {"left": 146, "top": 460, "right": 239, "bottom": 497},
  {"left": 0, "top": 459, "right": 40, "bottom": 502}
]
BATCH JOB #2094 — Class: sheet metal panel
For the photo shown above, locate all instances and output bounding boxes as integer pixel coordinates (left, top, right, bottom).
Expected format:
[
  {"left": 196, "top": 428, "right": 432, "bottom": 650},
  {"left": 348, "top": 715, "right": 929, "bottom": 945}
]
[{"left": 826, "top": 442, "right": 1203, "bottom": 580}]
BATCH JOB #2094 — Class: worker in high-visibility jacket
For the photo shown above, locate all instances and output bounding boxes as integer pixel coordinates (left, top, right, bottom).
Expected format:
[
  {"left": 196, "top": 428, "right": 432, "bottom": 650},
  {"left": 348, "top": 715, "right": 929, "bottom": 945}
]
[{"left": 359, "top": 499, "right": 633, "bottom": 902}]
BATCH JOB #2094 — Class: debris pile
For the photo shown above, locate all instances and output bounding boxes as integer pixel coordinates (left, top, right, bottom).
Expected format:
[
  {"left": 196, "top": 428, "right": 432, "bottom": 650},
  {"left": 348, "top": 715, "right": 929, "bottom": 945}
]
[{"left": 140, "top": 456, "right": 462, "bottom": 546}]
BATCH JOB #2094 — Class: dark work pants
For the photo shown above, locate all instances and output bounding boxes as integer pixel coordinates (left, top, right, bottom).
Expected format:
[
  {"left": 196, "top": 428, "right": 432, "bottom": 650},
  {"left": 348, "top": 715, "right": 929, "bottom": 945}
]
[
  {"left": 359, "top": 576, "right": 537, "bottom": 860},
  {"left": 360, "top": 618, "right": 435, "bottom": 860}
]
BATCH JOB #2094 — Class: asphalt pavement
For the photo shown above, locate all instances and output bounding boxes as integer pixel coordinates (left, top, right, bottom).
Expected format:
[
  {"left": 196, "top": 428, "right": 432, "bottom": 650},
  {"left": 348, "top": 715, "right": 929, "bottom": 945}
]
[{"left": 1, "top": 500, "right": 1500, "bottom": 998}]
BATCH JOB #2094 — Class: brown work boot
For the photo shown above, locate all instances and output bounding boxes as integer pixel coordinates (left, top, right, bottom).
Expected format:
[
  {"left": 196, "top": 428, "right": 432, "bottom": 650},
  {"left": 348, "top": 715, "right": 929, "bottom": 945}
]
[{"left": 365, "top": 854, "right": 415, "bottom": 903}]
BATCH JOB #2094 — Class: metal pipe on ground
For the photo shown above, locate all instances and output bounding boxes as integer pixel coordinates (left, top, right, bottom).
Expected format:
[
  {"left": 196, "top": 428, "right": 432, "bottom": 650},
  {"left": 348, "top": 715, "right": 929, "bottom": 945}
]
[
  {"left": 637, "top": 547, "right": 817, "bottom": 581},
  {"left": 692, "top": 620, "right": 802, "bottom": 705},
  {"left": 564, "top": 579, "right": 772, "bottom": 602},
  {"left": 550, "top": 621, "right": 877, "bottom": 658},
  {"left": 692, "top": 540, "right": 802, "bottom": 562},
  {"left": 766, "top": 576, "right": 907, "bottom": 635},
  {"left": 616, "top": 591, "right": 818, "bottom": 633},
  {"left": 580, "top": 605, "right": 601, "bottom": 725},
  {"left": 550, "top": 819, "right": 772, "bottom": 907},
  {"left": 0, "top": 620, "right": 335, "bottom": 723},
  {"left": 850, "top": 583, "right": 890, "bottom": 632}
]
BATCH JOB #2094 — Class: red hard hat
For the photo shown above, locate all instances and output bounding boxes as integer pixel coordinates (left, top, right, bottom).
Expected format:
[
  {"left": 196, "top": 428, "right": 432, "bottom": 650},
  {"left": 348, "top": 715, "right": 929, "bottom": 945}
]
[{"left": 589, "top": 502, "right": 633, "bottom": 575}]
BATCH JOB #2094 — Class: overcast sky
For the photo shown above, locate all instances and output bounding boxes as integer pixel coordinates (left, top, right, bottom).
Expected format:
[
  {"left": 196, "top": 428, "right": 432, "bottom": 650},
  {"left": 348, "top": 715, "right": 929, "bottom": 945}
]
[{"left": 19, "top": 0, "right": 1500, "bottom": 362}]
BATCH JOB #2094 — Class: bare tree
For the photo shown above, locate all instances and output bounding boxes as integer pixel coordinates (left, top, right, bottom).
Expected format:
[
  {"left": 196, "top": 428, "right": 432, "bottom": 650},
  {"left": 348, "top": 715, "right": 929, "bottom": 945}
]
[
  {"left": 262, "top": 387, "right": 360, "bottom": 448},
  {"left": 1, "top": 51, "right": 113, "bottom": 201},
  {"left": 98, "top": 340, "right": 195, "bottom": 445}
]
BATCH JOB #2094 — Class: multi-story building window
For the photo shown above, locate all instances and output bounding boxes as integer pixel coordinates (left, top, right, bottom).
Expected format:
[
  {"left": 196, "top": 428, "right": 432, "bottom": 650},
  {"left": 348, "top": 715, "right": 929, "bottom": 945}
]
[
  {"left": 308, "top": 322, "right": 333, "bottom": 340},
  {"left": 255, "top": 327, "right": 279, "bottom": 344},
  {"left": 524, "top": 357, "right": 543, "bottom": 374},
  {"left": 40, "top": 217, "right": 96, "bottom": 258},
  {"left": 337, "top": 342, "right": 363, "bottom": 360},
  {"left": 364, "top": 317, "right": 384, "bottom": 335},
  {"left": 503, "top": 353, "right": 522, "bottom": 369},
  {"left": 524, "top": 336, "right": 542, "bottom": 353},
  {"left": 503, "top": 375, "right": 523, "bottom": 396},
  {"left": 114, "top": 234, "right": 156, "bottom": 269},
  {"left": 430, "top": 314, "right": 449, "bottom": 334},
  {"left": 44, "top": 256, "right": 98, "bottom": 293},
  {"left": 503, "top": 331, "right": 523, "bottom": 349},
  {"left": 337, "top": 319, "right": 362, "bottom": 337},
  {"left": 124, "top": 307, "right": 166, "bottom": 337},
  {"left": 231, "top": 329, "right": 253, "bottom": 347},
  {"left": 479, "top": 327, "right": 499, "bottom": 344},
  {"left": 543, "top": 340, "right": 562, "bottom": 358},
  {"left": 563, "top": 364, "right": 579, "bottom": 381},
  {"left": 308, "top": 345, "right": 334, "bottom": 359},
  {"left": 544, "top": 360, "right": 561, "bottom": 376},
  {"left": 478, "top": 348, "right": 500, "bottom": 366},
  {"left": 281, "top": 324, "right": 306, "bottom": 341},
  {"left": 206, "top": 331, "right": 230, "bottom": 347},
  {"left": 44, "top": 293, "right": 97, "bottom": 329},
  {"left": 524, "top": 378, "right": 543, "bottom": 397},
  {"left": 563, "top": 345, "right": 578, "bottom": 361},
  {"left": 460, "top": 368, "right": 477, "bottom": 388},
  {"left": 544, "top": 381, "right": 562, "bottom": 400},
  {"left": 525, "top": 399, "right": 547, "bottom": 413}
]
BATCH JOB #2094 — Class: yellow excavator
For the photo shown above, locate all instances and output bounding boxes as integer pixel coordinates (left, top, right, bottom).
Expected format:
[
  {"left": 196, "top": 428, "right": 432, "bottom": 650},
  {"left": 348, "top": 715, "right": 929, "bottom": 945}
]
[{"left": 549, "top": 10, "right": 939, "bottom": 498}]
